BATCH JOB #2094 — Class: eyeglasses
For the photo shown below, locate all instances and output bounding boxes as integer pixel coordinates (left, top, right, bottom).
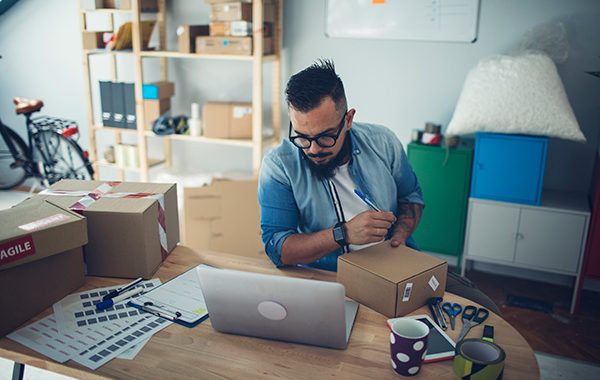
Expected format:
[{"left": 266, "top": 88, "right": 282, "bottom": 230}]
[{"left": 289, "top": 111, "right": 347, "bottom": 149}]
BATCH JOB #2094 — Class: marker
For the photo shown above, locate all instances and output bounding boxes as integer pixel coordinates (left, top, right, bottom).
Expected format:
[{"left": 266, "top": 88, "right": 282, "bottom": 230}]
[
  {"left": 102, "top": 277, "right": 143, "bottom": 301},
  {"left": 354, "top": 189, "right": 381, "bottom": 212},
  {"left": 96, "top": 287, "right": 144, "bottom": 310}
]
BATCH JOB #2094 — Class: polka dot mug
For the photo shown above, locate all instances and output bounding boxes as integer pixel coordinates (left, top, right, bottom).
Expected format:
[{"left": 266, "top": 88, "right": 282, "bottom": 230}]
[{"left": 389, "top": 318, "right": 429, "bottom": 376}]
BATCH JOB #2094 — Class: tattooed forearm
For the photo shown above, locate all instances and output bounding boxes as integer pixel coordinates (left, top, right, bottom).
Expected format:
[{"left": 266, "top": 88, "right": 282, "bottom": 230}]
[{"left": 396, "top": 203, "right": 423, "bottom": 235}]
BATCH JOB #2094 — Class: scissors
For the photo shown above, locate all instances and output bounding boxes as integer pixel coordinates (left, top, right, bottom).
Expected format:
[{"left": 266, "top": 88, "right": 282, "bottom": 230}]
[
  {"left": 456, "top": 305, "right": 489, "bottom": 342},
  {"left": 441, "top": 302, "right": 462, "bottom": 330}
]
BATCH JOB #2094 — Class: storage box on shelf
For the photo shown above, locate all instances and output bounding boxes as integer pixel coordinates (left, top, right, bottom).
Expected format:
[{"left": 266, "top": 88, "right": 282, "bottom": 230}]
[
  {"left": 407, "top": 141, "right": 473, "bottom": 268},
  {"left": 471, "top": 133, "right": 548, "bottom": 206},
  {"left": 461, "top": 191, "right": 590, "bottom": 313}
]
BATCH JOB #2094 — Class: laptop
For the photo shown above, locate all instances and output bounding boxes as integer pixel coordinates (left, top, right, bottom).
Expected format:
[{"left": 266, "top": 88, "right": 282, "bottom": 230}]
[{"left": 196, "top": 266, "right": 359, "bottom": 350}]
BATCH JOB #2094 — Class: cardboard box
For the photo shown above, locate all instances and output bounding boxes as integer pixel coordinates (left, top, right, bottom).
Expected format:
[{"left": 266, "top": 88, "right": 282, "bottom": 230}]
[
  {"left": 203, "top": 102, "right": 252, "bottom": 139},
  {"left": 20, "top": 180, "right": 180, "bottom": 279},
  {"left": 209, "top": 1, "right": 275, "bottom": 22},
  {"left": 183, "top": 178, "right": 263, "bottom": 257},
  {"left": 177, "top": 25, "right": 210, "bottom": 53},
  {"left": 82, "top": 31, "right": 106, "bottom": 49},
  {"left": 144, "top": 98, "right": 171, "bottom": 129},
  {"left": 337, "top": 244, "right": 447, "bottom": 318},
  {"left": 142, "top": 81, "right": 175, "bottom": 100},
  {"left": 0, "top": 200, "right": 87, "bottom": 337},
  {"left": 195, "top": 36, "right": 273, "bottom": 56}
]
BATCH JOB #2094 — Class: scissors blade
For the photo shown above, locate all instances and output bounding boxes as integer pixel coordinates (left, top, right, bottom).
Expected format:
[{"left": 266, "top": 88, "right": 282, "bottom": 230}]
[{"left": 456, "top": 320, "right": 474, "bottom": 342}]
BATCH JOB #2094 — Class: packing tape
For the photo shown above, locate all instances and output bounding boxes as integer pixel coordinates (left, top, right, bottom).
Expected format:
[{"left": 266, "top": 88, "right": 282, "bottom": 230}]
[
  {"left": 40, "top": 182, "right": 169, "bottom": 260},
  {"left": 453, "top": 339, "right": 505, "bottom": 380}
]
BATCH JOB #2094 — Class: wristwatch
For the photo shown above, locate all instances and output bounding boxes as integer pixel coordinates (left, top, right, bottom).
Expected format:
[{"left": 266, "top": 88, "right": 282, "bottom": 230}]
[{"left": 333, "top": 222, "right": 347, "bottom": 247}]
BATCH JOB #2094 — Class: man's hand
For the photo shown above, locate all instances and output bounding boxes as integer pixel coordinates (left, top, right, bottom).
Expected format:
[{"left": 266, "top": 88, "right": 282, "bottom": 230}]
[
  {"left": 390, "top": 203, "right": 423, "bottom": 247},
  {"left": 345, "top": 211, "right": 396, "bottom": 245}
]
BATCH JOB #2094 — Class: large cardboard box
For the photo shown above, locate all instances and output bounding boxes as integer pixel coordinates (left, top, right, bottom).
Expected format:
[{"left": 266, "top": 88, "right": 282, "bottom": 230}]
[
  {"left": 177, "top": 25, "right": 210, "bottom": 53},
  {"left": 183, "top": 178, "right": 263, "bottom": 257},
  {"left": 20, "top": 180, "right": 180, "bottom": 279},
  {"left": 82, "top": 31, "right": 106, "bottom": 49},
  {"left": 203, "top": 102, "right": 252, "bottom": 139},
  {"left": 337, "top": 244, "right": 447, "bottom": 318},
  {"left": 195, "top": 36, "right": 274, "bottom": 56},
  {"left": 0, "top": 201, "right": 87, "bottom": 337}
]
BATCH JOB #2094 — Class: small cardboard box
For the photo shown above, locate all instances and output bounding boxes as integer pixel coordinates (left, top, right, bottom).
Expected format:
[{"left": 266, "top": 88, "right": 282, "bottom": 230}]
[
  {"left": 142, "top": 81, "right": 175, "bottom": 100},
  {"left": 82, "top": 31, "right": 106, "bottom": 49},
  {"left": 203, "top": 102, "right": 252, "bottom": 139},
  {"left": 177, "top": 25, "right": 210, "bottom": 53},
  {"left": 19, "top": 180, "right": 180, "bottom": 279},
  {"left": 144, "top": 98, "right": 171, "bottom": 128},
  {"left": 0, "top": 200, "right": 87, "bottom": 337},
  {"left": 183, "top": 178, "right": 263, "bottom": 257},
  {"left": 337, "top": 244, "right": 447, "bottom": 318},
  {"left": 195, "top": 36, "right": 274, "bottom": 55},
  {"left": 209, "top": 1, "right": 275, "bottom": 22}
]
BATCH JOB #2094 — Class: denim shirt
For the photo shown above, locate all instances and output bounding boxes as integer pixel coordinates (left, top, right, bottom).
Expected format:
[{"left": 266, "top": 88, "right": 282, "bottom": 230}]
[{"left": 258, "top": 122, "right": 425, "bottom": 271}]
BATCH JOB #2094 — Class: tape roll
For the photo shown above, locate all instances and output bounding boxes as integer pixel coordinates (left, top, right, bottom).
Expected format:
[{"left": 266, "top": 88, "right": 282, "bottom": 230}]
[
  {"left": 424, "top": 122, "right": 441, "bottom": 134},
  {"left": 453, "top": 339, "right": 506, "bottom": 380}
]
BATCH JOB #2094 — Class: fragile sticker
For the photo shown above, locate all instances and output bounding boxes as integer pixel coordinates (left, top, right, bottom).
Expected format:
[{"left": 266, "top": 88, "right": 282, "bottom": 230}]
[
  {"left": 0, "top": 235, "right": 36, "bottom": 267},
  {"left": 18, "top": 213, "right": 71, "bottom": 232},
  {"left": 402, "top": 283, "right": 413, "bottom": 302},
  {"left": 429, "top": 275, "right": 440, "bottom": 291},
  {"left": 232, "top": 107, "right": 252, "bottom": 119}
]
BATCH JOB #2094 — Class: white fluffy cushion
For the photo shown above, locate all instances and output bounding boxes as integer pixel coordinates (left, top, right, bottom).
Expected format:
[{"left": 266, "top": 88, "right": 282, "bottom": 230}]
[{"left": 446, "top": 52, "right": 585, "bottom": 142}]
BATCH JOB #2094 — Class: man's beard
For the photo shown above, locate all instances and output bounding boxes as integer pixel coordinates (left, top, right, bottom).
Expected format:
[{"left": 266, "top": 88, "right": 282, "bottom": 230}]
[{"left": 302, "top": 134, "right": 352, "bottom": 180}]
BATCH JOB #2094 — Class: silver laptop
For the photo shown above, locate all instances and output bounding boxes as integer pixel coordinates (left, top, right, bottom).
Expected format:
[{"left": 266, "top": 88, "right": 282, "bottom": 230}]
[{"left": 196, "top": 266, "right": 359, "bottom": 349}]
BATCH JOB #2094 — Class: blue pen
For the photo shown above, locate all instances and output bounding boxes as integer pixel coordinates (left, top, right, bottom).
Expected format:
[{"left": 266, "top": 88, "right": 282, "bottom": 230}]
[
  {"left": 96, "top": 287, "right": 144, "bottom": 310},
  {"left": 354, "top": 189, "right": 381, "bottom": 212}
]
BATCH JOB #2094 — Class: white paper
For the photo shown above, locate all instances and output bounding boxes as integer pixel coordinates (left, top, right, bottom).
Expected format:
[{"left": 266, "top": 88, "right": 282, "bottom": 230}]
[{"left": 117, "top": 337, "right": 150, "bottom": 360}]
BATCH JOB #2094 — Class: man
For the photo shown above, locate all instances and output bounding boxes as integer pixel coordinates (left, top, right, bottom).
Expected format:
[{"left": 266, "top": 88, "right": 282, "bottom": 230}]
[{"left": 258, "top": 59, "right": 500, "bottom": 314}]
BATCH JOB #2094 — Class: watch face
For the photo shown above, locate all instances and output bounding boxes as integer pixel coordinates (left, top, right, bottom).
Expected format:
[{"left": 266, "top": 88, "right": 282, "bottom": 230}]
[{"left": 333, "top": 225, "right": 346, "bottom": 245}]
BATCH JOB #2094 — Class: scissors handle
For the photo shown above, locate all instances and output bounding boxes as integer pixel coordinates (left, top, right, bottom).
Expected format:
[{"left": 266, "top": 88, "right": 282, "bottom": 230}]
[
  {"left": 462, "top": 305, "right": 489, "bottom": 324},
  {"left": 442, "top": 302, "right": 462, "bottom": 316}
]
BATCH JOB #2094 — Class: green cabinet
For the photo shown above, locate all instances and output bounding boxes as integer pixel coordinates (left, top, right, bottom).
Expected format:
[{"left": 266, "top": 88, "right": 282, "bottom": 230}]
[{"left": 407, "top": 141, "right": 473, "bottom": 266}]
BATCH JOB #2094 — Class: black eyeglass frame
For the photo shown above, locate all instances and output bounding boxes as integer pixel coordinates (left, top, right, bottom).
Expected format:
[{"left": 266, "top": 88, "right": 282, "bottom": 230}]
[{"left": 288, "top": 111, "right": 348, "bottom": 149}]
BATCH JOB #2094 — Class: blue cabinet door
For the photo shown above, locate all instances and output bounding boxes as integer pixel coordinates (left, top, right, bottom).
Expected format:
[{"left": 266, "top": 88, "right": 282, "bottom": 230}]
[{"left": 471, "top": 133, "right": 548, "bottom": 205}]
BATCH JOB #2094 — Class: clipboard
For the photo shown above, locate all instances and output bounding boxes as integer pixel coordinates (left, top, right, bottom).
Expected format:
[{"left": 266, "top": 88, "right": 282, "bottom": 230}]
[{"left": 129, "top": 264, "right": 213, "bottom": 328}]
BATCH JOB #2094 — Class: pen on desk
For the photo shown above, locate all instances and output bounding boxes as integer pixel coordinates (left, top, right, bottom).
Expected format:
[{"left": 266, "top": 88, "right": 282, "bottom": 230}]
[
  {"left": 354, "top": 189, "right": 381, "bottom": 212},
  {"left": 102, "top": 277, "right": 143, "bottom": 301},
  {"left": 96, "top": 287, "right": 144, "bottom": 310}
]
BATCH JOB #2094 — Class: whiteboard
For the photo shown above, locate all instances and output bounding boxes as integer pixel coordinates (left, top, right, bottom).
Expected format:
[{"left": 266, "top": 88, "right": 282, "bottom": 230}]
[{"left": 325, "top": 0, "right": 480, "bottom": 43}]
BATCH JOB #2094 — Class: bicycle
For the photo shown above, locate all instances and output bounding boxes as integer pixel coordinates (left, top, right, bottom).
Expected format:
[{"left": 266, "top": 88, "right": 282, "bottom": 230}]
[{"left": 0, "top": 97, "right": 94, "bottom": 190}]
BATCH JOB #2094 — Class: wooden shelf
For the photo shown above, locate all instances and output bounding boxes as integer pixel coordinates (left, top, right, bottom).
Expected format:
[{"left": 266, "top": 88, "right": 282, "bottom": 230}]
[
  {"left": 94, "top": 125, "right": 139, "bottom": 135},
  {"left": 96, "top": 158, "right": 164, "bottom": 171},
  {"left": 82, "top": 8, "right": 132, "bottom": 14},
  {"left": 145, "top": 131, "right": 277, "bottom": 148},
  {"left": 85, "top": 49, "right": 134, "bottom": 56},
  {"left": 140, "top": 51, "right": 277, "bottom": 62}
]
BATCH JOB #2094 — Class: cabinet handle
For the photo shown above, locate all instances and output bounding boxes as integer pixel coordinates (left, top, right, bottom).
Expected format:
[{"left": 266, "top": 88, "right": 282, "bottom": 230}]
[{"left": 515, "top": 233, "right": 524, "bottom": 240}]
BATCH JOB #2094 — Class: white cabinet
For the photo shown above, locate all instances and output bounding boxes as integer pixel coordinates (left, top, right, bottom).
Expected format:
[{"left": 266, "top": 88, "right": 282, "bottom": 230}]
[{"left": 462, "top": 191, "right": 590, "bottom": 313}]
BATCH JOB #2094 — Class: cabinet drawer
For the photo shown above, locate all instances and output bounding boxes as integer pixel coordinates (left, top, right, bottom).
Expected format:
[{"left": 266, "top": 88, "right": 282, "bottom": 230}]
[
  {"left": 515, "top": 209, "right": 586, "bottom": 273},
  {"left": 465, "top": 202, "right": 519, "bottom": 263}
]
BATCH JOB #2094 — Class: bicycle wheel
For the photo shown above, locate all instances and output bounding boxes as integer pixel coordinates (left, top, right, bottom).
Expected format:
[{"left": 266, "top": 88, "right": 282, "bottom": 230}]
[
  {"left": 33, "top": 129, "right": 94, "bottom": 185},
  {"left": 0, "top": 124, "right": 28, "bottom": 190}
]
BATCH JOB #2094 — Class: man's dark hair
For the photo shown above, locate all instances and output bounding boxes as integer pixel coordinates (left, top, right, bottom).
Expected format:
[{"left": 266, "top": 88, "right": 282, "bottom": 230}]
[{"left": 285, "top": 59, "right": 347, "bottom": 115}]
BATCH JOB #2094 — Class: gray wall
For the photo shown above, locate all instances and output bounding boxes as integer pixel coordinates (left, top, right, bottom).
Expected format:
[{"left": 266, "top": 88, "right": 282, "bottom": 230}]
[{"left": 1, "top": 0, "right": 599, "bottom": 191}]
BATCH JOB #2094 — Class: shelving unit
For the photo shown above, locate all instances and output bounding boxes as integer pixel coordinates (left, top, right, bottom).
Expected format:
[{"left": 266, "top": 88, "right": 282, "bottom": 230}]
[{"left": 79, "top": 0, "right": 283, "bottom": 181}]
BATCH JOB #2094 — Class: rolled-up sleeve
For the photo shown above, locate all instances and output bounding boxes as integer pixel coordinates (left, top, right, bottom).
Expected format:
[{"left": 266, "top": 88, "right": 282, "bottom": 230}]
[
  {"left": 388, "top": 134, "right": 425, "bottom": 207},
  {"left": 258, "top": 154, "right": 299, "bottom": 267}
]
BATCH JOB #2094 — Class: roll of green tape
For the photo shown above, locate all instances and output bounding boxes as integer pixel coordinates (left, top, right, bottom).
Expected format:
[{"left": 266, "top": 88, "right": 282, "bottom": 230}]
[{"left": 453, "top": 339, "right": 506, "bottom": 380}]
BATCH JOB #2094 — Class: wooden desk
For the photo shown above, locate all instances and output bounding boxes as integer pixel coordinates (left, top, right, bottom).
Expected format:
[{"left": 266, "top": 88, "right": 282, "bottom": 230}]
[{"left": 0, "top": 246, "right": 539, "bottom": 379}]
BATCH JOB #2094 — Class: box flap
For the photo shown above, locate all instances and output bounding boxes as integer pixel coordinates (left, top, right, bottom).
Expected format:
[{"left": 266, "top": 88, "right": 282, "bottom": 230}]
[
  {"left": 338, "top": 243, "right": 446, "bottom": 284},
  {"left": 25, "top": 180, "right": 176, "bottom": 214},
  {"left": 0, "top": 200, "right": 87, "bottom": 271}
]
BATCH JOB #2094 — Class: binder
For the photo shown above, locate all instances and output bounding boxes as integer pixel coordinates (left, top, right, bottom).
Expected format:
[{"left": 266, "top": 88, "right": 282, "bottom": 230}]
[
  {"left": 129, "top": 264, "right": 211, "bottom": 328},
  {"left": 99, "top": 81, "right": 113, "bottom": 127},
  {"left": 123, "top": 82, "right": 137, "bottom": 129},
  {"left": 111, "top": 82, "right": 126, "bottom": 129}
]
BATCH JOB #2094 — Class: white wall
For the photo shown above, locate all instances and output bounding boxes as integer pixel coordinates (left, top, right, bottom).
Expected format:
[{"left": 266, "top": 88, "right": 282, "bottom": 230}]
[{"left": 1, "top": 0, "right": 599, "bottom": 190}]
